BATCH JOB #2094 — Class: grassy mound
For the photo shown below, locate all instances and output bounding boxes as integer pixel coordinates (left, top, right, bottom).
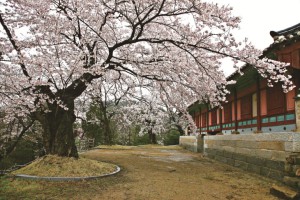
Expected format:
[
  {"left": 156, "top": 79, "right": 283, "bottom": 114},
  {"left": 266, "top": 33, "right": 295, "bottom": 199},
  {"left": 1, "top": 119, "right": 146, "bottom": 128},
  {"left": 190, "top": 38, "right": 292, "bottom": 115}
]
[{"left": 11, "top": 155, "right": 117, "bottom": 177}]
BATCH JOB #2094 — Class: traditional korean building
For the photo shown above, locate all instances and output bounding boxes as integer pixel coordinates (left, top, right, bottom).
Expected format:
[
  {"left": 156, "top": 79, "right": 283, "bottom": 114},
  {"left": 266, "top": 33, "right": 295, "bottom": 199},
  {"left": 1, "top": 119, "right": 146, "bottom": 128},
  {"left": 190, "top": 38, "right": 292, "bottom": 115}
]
[
  {"left": 180, "top": 23, "right": 300, "bottom": 188},
  {"left": 188, "top": 23, "right": 300, "bottom": 135}
]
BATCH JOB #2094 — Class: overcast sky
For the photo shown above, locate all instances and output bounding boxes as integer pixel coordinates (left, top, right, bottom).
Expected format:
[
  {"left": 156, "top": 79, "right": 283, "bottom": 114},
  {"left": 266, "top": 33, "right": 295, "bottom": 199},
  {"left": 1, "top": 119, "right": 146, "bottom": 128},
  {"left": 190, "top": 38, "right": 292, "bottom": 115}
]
[
  {"left": 209, "top": 0, "right": 300, "bottom": 49},
  {"left": 207, "top": 0, "right": 300, "bottom": 75}
]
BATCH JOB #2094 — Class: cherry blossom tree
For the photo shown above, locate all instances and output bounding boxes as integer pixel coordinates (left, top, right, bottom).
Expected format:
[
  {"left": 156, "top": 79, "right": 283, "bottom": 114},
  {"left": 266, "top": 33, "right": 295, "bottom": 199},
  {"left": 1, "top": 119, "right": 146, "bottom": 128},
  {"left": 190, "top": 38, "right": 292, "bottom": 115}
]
[
  {"left": 119, "top": 94, "right": 170, "bottom": 144},
  {"left": 82, "top": 71, "right": 139, "bottom": 145},
  {"left": 0, "top": 0, "right": 293, "bottom": 158},
  {"left": 117, "top": 91, "right": 192, "bottom": 144}
]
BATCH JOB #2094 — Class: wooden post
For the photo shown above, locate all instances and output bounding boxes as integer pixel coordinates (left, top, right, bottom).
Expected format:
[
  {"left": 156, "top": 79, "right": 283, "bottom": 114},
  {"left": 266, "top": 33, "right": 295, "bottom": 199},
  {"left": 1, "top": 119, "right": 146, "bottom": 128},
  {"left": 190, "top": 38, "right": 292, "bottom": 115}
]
[
  {"left": 256, "top": 75, "right": 262, "bottom": 132},
  {"left": 234, "top": 88, "right": 238, "bottom": 131},
  {"left": 206, "top": 103, "right": 209, "bottom": 134},
  {"left": 199, "top": 108, "right": 202, "bottom": 134},
  {"left": 296, "top": 89, "right": 300, "bottom": 132},
  {"left": 219, "top": 107, "right": 223, "bottom": 133}
]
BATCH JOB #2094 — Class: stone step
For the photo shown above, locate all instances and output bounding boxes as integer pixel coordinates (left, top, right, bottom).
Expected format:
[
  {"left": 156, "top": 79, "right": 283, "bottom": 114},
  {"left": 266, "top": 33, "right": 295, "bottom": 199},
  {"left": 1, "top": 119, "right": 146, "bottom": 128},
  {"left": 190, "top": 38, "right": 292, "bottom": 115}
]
[{"left": 270, "top": 184, "right": 300, "bottom": 200}]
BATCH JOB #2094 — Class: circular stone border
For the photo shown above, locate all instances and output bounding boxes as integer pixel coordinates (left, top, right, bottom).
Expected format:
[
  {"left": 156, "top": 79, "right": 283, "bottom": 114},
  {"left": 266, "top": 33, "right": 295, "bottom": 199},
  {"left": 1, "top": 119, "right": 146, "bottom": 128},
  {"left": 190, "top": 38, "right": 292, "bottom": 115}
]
[{"left": 11, "top": 166, "right": 121, "bottom": 181}]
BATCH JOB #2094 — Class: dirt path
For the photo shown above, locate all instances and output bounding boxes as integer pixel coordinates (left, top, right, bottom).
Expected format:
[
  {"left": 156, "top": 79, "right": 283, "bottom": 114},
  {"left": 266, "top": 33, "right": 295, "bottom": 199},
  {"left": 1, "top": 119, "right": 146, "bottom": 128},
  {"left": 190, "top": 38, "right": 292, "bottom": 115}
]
[
  {"left": 0, "top": 145, "right": 280, "bottom": 200},
  {"left": 82, "top": 145, "right": 278, "bottom": 200}
]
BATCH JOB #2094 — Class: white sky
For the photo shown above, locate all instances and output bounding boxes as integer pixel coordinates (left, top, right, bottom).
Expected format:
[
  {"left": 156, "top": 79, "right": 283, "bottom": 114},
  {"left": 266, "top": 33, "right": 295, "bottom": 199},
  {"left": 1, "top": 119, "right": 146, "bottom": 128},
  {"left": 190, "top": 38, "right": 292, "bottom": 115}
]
[{"left": 207, "top": 0, "right": 300, "bottom": 75}]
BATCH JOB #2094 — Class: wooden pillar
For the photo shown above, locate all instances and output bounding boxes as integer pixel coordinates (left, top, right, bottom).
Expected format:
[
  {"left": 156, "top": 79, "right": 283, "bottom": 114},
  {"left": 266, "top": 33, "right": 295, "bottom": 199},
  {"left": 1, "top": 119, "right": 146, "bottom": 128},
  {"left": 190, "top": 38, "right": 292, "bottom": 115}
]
[
  {"left": 296, "top": 89, "right": 300, "bottom": 132},
  {"left": 256, "top": 75, "right": 262, "bottom": 132},
  {"left": 234, "top": 88, "right": 238, "bottom": 131},
  {"left": 206, "top": 103, "right": 209, "bottom": 134},
  {"left": 283, "top": 84, "right": 287, "bottom": 121},
  {"left": 293, "top": 71, "right": 300, "bottom": 132},
  {"left": 199, "top": 108, "right": 202, "bottom": 134},
  {"left": 295, "top": 72, "right": 300, "bottom": 131},
  {"left": 219, "top": 107, "right": 223, "bottom": 132}
]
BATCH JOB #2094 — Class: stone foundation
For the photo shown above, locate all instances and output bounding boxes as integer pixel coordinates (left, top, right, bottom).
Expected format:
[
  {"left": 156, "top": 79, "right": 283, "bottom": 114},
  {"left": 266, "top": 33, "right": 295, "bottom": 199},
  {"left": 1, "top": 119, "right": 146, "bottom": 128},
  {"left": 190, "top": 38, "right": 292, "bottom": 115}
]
[
  {"left": 179, "top": 136, "right": 203, "bottom": 152},
  {"left": 205, "top": 148, "right": 286, "bottom": 180},
  {"left": 203, "top": 132, "right": 300, "bottom": 189}
]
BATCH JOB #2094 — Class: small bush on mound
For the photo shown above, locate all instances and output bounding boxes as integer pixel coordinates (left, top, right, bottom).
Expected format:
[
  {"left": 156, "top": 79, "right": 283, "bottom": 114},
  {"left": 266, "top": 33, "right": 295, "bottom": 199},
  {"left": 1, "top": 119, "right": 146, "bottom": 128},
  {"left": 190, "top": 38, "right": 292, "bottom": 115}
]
[{"left": 11, "top": 155, "right": 117, "bottom": 177}]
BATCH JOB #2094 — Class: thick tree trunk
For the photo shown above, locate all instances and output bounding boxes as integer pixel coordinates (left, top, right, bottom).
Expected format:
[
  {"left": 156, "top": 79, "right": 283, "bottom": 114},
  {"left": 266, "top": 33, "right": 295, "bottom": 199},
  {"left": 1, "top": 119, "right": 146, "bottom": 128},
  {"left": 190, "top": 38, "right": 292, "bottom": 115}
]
[
  {"left": 103, "top": 118, "right": 112, "bottom": 145},
  {"left": 30, "top": 70, "right": 97, "bottom": 158},
  {"left": 148, "top": 129, "right": 157, "bottom": 144},
  {"left": 35, "top": 100, "right": 78, "bottom": 158}
]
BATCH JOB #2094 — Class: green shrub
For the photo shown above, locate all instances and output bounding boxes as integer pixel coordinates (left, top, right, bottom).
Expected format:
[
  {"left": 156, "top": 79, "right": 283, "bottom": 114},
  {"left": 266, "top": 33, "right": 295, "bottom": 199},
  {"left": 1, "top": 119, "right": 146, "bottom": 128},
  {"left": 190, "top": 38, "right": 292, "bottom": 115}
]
[
  {"left": 132, "top": 134, "right": 151, "bottom": 146},
  {"left": 0, "top": 139, "right": 41, "bottom": 170},
  {"left": 163, "top": 130, "right": 180, "bottom": 145}
]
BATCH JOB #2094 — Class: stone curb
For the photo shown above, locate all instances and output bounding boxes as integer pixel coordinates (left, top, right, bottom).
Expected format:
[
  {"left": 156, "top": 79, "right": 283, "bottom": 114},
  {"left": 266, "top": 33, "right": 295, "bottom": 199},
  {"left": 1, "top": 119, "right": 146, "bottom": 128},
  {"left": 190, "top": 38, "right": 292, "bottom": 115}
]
[{"left": 11, "top": 166, "right": 121, "bottom": 182}]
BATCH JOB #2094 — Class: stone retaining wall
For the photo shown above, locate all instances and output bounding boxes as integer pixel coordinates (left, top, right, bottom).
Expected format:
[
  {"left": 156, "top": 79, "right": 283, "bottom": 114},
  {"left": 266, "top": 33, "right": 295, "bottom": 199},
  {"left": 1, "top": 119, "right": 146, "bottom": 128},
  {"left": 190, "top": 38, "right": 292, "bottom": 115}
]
[
  {"left": 204, "top": 132, "right": 300, "bottom": 187},
  {"left": 179, "top": 136, "right": 203, "bottom": 152},
  {"left": 204, "top": 133, "right": 300, "bottom": 160},
  {"left": 205, "top": 148, "right": 286, "bottom": 181}
]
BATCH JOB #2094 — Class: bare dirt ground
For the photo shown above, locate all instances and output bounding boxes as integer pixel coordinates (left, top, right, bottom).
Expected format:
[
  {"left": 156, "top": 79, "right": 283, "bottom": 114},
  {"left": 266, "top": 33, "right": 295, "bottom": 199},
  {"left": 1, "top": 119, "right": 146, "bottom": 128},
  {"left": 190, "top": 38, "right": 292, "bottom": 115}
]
[
  {"left": 0, "top": 145, "right": 280, "bottom": 200},
  {"left": 83, "top": 145, "right": 279, "bottom": 200}
]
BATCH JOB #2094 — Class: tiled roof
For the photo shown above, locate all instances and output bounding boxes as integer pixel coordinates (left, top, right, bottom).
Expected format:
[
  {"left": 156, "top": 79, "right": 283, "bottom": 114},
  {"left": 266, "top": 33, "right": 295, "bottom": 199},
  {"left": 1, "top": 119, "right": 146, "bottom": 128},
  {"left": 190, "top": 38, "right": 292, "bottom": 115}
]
[
  {"left": 276, "top": 22, "right": 300, "bottom": 35},
  {"left": 263, "top": 23, "right": 300, "bottom": 56},
  {"left": 228, "top": 23, "right": 300, "bottom": 80}
]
